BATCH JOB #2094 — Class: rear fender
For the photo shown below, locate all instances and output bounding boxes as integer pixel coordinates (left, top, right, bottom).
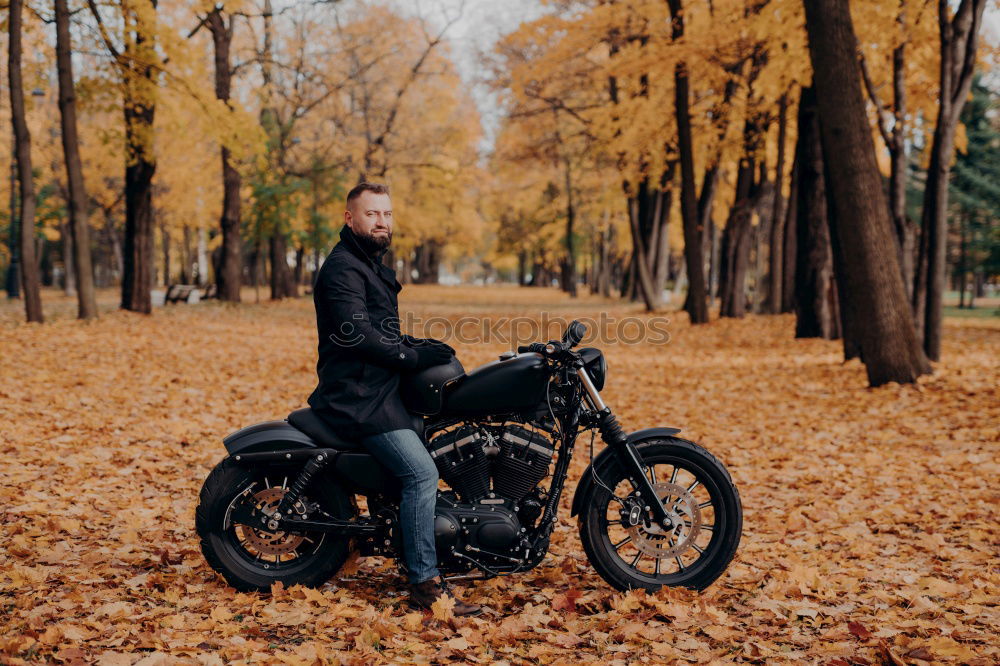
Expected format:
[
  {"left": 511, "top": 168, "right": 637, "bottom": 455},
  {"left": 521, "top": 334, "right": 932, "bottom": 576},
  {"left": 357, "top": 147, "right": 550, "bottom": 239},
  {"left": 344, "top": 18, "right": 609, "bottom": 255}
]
[
  {"left": 221, "top": 420, "right": 399, "bottom": 497},
  {"left": 570, "top": 427, "right": 681, "bottom": 517},
  {"left": 223, "top": 420, "right": 317, "bottom": 455}
]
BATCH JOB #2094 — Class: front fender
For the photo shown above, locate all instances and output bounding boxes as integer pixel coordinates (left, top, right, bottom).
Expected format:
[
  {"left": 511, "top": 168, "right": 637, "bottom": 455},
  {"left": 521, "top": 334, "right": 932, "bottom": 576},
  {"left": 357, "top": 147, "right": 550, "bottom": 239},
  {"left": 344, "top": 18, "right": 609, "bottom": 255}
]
[{"left": 570, "top": 426, "right": 681, "bottom": 517}]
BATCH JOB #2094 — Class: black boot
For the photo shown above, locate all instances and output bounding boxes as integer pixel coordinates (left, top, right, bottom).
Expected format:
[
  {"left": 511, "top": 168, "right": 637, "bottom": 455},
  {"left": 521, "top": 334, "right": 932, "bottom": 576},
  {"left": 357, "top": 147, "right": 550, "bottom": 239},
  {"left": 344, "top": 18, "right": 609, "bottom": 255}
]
[{"left": 408, "top": 576, "right": 482, "bottom": 617}]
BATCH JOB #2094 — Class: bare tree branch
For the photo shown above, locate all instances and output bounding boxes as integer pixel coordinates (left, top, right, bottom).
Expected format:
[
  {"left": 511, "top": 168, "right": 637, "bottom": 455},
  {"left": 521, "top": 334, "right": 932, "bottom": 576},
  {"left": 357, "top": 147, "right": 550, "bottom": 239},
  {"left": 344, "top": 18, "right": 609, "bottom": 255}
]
[{"left": 857, "top": 49, "right": 892, "bottom": 148}]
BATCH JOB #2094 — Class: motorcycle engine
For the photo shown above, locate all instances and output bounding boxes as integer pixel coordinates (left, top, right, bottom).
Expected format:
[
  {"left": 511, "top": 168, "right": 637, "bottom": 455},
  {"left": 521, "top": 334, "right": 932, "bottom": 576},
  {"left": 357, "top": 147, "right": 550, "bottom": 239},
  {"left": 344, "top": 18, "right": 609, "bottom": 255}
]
[
  {"left": 426, "top": 425, "right": 491, "bottom": 502},
  {"left": 491, "top": 425, "right": 556, "bottom": 504},
  {"left": 427, "top": 423, "right": 556, "bottom": 565}
]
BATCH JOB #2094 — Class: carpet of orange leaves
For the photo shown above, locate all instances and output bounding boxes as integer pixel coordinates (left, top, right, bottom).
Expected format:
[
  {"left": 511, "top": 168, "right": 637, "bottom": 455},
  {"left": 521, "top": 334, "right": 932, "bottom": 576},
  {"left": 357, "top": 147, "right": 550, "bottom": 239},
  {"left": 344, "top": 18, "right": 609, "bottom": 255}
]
[{"left": 1, "top": 286, "right": 997, "bottom": 664}]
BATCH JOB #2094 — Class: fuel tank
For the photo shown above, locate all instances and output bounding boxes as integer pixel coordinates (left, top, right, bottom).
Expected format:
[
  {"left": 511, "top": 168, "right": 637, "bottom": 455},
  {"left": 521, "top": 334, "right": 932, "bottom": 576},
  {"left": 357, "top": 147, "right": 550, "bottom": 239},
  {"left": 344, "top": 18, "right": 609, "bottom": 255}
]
[{"left": 441, "top": 352, "right": 549, "bottom": 416}]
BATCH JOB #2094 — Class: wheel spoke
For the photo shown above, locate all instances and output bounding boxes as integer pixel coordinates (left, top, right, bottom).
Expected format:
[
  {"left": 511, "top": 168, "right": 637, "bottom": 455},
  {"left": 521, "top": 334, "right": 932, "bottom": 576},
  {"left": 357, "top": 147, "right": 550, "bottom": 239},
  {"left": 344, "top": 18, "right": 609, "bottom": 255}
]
[
  {"left": 692, "top": 543, "right": 704, "bottom": 554},
  {"left": 698, "top": 500, "right": 712, "bottom": 509},
  {"left": 687, "top": 480, "right": 700, "bottom": 492},
  {"left": 282, "top": 476, "right": 288, "bottom": 490},
  {"left": 669, "top": 466, "right": 678, "bottom": 484},
  {"left": 685, "top": 520, "right": 713, "bottom": 532},
  {"left": 647, "top": 465, "right": 657, "bottom": 485},
  {"left": 612, "top": 535, "right": 632, "bottom": 550},
  {"left": 654, "top": 556, "right": 661, "bottom": 576},
  {"left": 668, "top": 533, "right": 685, "bottom": 572},
  {"left": 630, "top": 551, "right": 642, "bottom": 567}
]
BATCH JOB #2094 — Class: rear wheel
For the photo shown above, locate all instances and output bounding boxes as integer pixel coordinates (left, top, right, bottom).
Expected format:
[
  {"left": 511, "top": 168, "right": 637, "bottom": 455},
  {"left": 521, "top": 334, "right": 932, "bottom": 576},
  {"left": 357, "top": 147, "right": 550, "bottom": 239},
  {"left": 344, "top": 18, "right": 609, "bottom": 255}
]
[
  {"left": 579, "top": 438, "right": 742, "bottom": 591},
  {"left": 195, "top": 458, "right": 354, "bottom": 592}
]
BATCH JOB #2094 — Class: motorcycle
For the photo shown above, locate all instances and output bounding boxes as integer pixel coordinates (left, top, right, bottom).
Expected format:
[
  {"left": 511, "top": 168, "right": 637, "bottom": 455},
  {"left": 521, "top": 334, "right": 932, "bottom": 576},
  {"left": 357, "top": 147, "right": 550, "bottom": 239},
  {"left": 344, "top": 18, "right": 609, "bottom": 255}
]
[{"left": 195, "top": 321, "right": 742, "bottom": 593}]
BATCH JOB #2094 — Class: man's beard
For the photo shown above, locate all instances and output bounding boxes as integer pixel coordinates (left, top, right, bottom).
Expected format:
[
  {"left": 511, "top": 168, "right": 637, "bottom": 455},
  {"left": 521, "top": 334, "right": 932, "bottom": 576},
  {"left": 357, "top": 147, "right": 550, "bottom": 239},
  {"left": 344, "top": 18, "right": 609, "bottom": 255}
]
[{"left": 354, "top": 227, "right": 392, "bottom": 254}]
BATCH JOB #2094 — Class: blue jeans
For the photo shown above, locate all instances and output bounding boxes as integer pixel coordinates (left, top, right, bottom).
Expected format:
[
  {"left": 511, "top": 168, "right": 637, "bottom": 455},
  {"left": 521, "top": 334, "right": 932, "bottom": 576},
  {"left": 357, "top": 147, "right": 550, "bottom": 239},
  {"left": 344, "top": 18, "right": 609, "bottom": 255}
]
[{"left": 360, "top": 429, "right": 440, "bottom": 584}]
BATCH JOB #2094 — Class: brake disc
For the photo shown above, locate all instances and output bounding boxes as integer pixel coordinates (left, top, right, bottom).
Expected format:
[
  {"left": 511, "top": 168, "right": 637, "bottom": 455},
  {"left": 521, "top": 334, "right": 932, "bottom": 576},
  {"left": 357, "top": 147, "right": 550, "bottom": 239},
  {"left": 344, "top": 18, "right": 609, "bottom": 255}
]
[
  {"left": 238, "top": 487, "right": 306, "bottom": 557},
  {"left": 625, "top": 482, "right": 702, "bottom": 558}
]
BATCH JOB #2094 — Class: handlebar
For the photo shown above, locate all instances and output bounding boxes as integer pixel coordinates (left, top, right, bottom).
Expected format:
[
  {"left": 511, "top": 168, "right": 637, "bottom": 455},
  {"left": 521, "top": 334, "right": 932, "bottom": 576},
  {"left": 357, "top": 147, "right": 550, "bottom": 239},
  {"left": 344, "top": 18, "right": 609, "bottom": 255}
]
[{"left": 516, "top": 320, "right": 588, "bottom": 356}]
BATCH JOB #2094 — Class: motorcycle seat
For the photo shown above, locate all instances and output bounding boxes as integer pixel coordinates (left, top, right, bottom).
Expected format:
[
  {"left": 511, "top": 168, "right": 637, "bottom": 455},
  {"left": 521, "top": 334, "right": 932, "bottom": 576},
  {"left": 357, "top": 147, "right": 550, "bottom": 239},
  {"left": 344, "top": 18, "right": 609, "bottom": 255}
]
[{"left": 286, "top": 408, "right": 361, "bottom": 450}]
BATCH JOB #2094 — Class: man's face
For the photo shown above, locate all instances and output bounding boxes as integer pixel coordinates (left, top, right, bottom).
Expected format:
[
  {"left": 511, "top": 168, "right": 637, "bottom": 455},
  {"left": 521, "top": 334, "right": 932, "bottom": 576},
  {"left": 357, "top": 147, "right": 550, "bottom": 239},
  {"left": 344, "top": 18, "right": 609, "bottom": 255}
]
[{"left": 345, "top": 191, "right": 393, "bottom": 250}]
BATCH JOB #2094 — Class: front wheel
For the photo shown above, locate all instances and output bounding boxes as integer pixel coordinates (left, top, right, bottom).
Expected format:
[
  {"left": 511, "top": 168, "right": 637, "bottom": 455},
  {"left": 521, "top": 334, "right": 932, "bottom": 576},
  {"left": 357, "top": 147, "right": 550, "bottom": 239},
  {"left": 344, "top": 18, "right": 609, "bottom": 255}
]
[
  {"left": 579, "top": 437, "right": 742, "bottom": 592},
  {"left": 195, "top": 458, "right": 355, "bottom": 592}
]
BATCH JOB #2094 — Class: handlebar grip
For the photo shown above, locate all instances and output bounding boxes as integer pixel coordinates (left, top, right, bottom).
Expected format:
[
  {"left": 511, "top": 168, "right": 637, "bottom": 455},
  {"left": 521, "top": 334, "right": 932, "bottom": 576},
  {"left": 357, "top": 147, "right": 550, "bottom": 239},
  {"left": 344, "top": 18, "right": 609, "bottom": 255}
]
[
  {"left": 564, "top": 320, "right": 587, "bottom": 348},
  {"left": 516, "top": 345, "right": 531, "bottom": 354}
]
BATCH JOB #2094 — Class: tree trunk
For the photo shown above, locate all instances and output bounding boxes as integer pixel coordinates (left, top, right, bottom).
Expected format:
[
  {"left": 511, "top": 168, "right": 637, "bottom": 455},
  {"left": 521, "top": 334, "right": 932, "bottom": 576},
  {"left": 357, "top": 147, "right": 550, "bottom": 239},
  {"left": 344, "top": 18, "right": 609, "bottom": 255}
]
[
  {"left": 957, "top": 212, "right": 967, "bottom": 308},
  {"left": 8, "top": 0, "right": 43, "bottom": 322},
  {"left": 294, "top": 244, "right": 305, "bottom": 286},
  {"left": 60, "top": 217, "right": 76, "bottom": 295},
  {"left": 414, "top": 241, "right": 442, "bottom": 284},
  {"left": 600, "top": 223, "right": 614, "bottom": 297},
  {"left": 106, "top": 211, "right": 124, "bottom": 281},
  {"left": 179, "top": 225, "right": 192, "bottom": 284},
  {"left": 121, "top": 127, "right": 156, "bottom": 313},
  {"left": 780, "top": 149, "right": 799, "bottom": 314},
  {"left": 667, "top": 0, "right": 708, "bottom": 324},
  {"left": 627, "top": 196, "right": 662, "bottom": 311},
  {"left": 913, "top": 0, "right": 986, "bottom": 360},
  {"left": 250, "top": 236, "right": 263, "bottom": 298},
  {"left": 693, "top": 78, "right": 738, "bottom": 313},
  {"left": 55, "top": 0, "right": 97, "bottom": 319},
  {"left": 6, "top": 153, "right": 21, "bottom": 299},
  {"left": 197, "top": 228, "right": 208, "bottom": 284},
  {"left": 562, "top": 155, "right": 578, "bottom": 297},
  {"left": 652, "top": 164, "right": 675, "bottom": 294},
  {"left": 39, "top": 237, "right": 54, "bottom": 286},
  {"left": 718, "top": 215, "right": 752, "bottom": 318},
  {"left": 888, "top": 41, "right": 916, "bottom": 303},
  {"left": 269, "top": 233, "right": 296, "bottom": 299},
  {"left": 803, "top": 0, "right": 930, "bottom": 385},
  {"left": 719, "top": 153, "right": 756, "bottom": 318},
  {"left": 794, "top": 87, "right": 840, "bottom": 339},
  {"left": 749, "top": 162, "right": 772, "bottom": 312},
  {"left": 207, "top": 8, "right": 243, "bottom": 302},
  {"left": 766, "top": 93, "right": 789, "bottom": 313},
  {"left": 160, "top": 221, "right": 171, "bottom": 286},
  {"left": 119, "top": 2, "right": 158, "bottom": 314}
]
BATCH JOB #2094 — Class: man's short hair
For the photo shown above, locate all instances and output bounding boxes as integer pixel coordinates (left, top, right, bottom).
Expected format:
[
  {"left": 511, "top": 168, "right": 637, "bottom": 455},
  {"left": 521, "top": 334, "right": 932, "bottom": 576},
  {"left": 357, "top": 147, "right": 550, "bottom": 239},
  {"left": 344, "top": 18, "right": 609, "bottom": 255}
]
[{"left": 346, "top": 181, "right": 390, "bottom": 204}]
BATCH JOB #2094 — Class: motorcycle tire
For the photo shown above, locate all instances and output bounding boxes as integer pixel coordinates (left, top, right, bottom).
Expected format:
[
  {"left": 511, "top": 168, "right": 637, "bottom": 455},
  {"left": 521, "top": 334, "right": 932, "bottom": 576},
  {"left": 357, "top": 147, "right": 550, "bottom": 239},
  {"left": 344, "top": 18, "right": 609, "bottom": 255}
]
[
  {"left": 196, "top": 457, "right": 354, "bottom": 592},
  {"left": 579, "top": 437, "right": 742, "bottom": 592}
]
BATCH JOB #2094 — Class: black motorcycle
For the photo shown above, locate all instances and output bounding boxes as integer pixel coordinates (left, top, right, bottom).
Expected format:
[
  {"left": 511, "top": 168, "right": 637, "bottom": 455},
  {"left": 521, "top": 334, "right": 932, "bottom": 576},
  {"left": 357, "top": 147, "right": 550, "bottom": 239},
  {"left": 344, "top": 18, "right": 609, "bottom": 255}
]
[{"left": 195, "top": 321, "right": 742, "bottom": 593}]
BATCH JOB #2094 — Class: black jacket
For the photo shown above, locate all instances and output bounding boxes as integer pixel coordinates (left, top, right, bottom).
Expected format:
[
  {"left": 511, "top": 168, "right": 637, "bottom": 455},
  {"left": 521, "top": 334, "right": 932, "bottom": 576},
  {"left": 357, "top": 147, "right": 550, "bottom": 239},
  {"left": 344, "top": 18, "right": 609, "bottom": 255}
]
[{"left": 307, "top": 225, "right": 420, "bottom": 438}]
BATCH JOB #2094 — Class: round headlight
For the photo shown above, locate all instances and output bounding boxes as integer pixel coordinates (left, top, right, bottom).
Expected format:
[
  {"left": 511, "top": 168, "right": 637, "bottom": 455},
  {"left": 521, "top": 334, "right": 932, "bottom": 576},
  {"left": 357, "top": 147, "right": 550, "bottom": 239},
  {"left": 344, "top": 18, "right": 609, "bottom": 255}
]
[{"left": 580, "top": 348, "right": 606, "bottom": 391}]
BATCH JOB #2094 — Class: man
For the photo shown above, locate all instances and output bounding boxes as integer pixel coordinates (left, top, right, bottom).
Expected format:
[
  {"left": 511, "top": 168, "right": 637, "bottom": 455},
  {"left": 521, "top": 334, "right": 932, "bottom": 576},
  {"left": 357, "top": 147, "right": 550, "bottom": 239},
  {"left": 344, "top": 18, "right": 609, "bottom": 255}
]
[{"left": 308, "top": 182, "right": 481, "bottom": 616}]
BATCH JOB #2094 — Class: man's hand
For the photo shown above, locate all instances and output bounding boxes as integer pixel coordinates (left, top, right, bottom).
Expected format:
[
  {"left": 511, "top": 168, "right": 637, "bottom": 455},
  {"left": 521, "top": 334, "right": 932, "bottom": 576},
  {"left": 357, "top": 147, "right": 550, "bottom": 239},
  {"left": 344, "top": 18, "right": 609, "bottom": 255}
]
[
  {"left": 413, "top": 345, "right": 455, "bottom": 370},
  {"left": 403, "top": 335, "right": 455, "bottom": 355}
]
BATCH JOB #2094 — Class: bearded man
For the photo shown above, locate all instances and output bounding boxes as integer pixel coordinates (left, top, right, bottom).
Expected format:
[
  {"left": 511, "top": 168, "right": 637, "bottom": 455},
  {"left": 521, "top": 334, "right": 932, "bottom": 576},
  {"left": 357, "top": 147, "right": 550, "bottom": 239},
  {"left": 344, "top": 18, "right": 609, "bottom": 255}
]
[{"left": 307, "top": 181, "right": 481, "bottom": 616}]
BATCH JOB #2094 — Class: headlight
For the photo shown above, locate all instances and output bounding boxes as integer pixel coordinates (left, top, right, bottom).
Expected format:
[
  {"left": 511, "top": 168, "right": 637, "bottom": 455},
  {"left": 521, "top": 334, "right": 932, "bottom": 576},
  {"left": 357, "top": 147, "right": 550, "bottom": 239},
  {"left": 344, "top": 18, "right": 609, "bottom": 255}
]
[{"left": 579, "top": 347, "right": 606, "bottom": 391}]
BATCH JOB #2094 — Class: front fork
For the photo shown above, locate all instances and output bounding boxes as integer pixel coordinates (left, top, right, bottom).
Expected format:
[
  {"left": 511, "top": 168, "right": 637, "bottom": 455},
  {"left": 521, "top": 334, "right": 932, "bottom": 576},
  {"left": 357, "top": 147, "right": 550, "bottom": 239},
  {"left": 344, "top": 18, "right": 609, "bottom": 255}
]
[{"left": 576, "top": 366, "right": 676, "bottom": 530}]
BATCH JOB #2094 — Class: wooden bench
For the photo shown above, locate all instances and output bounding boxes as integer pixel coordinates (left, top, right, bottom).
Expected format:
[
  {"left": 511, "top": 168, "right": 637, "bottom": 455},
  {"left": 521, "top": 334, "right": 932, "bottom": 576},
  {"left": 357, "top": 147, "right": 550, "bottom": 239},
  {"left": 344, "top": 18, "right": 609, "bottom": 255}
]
[
  {"left": 165, "top": 285, "right": 194, "bottom": 304},
  {"left": 164, "top": 284, "right": 216, "bottom": 304}
]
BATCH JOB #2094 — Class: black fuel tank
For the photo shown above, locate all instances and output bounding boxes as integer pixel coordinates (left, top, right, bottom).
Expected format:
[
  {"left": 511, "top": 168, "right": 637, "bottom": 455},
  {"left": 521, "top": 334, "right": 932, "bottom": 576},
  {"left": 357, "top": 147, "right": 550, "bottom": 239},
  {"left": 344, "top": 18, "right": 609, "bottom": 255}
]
[{"left": 442, "top": 352, "right": 549, "bottom": 416}]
